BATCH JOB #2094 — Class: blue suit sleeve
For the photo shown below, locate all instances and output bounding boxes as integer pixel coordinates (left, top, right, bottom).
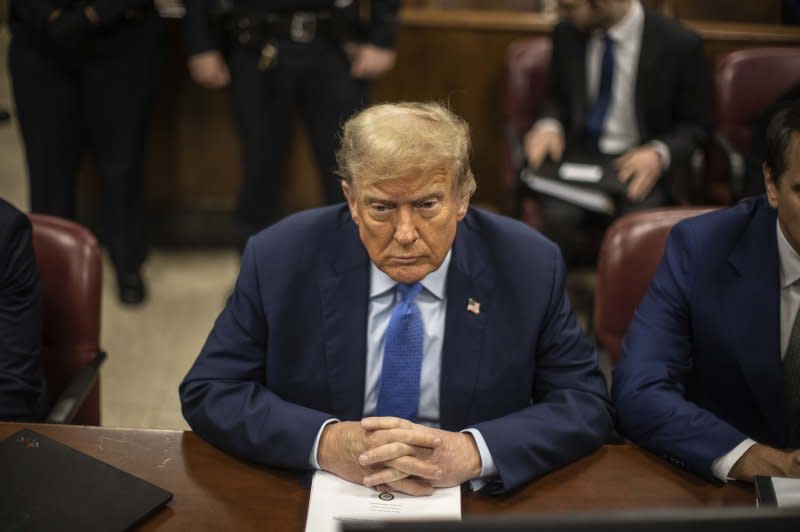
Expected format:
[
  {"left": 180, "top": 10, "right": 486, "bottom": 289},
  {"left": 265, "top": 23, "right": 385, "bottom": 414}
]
[
  {"left": 473, "top": 251, "right": 614, "bottom": 494},
  {"left": 612, "top": 223, "right": 748, "bottom": 481},
  {"left": 0, "top": 209, "right": 48, "bottom": 422},
  {"left": 179, "top": 239, "right": 332, "bottom": 469}
]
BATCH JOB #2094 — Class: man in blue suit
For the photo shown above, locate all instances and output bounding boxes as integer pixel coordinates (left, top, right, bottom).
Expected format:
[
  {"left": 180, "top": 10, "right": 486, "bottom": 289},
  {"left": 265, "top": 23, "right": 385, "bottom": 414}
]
[
  {"left": 181, "top": 102, "right": 612, "bottom": 495},
  {"left": 613, "top": 102, "right": 800, "bottom": 482},
  {"left": 0, "top": 198, "right": 48, "bottom": 421}
]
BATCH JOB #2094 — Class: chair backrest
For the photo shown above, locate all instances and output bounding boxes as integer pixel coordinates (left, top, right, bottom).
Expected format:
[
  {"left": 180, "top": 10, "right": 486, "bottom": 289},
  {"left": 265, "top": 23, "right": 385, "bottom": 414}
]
[
  {"left": 707, "top": 47, "right": 800, "bottom": 203},
  {"left": 501, "top": 37, "right": 552, "bottom": 223},
  {"left": 29, "top": 214, "right": 103, "bottom": 425},
  {"left": 503, "top": 37, "right": 552, "bottom": 138},
  {"left": 594, "top": 207, "right": 717, "bottom": 364}
]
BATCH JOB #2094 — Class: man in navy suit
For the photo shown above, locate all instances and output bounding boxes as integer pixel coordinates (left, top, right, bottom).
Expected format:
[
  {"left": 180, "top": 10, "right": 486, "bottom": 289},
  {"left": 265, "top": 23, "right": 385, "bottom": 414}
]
[
  {"left": 0, "top": 198, "right": 48, "bottom": 421},
  {"left": 181, "top": 102, "right": 613, "bottom": 495},
  {"left": 524, "top": 0, "right": 709, "bottom": 263},
  {"left": 613, "top": 102, "right": 800, "bottom": 482}
]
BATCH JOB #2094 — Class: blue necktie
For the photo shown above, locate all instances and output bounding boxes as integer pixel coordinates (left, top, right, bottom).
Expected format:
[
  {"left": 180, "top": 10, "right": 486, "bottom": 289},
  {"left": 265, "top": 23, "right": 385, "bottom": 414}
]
[
  {"left": 375, "top": 282, "right": 424, "bottom": 421},
  {"left": 585, "top": 34, "right": 615, "bottom": 150}
]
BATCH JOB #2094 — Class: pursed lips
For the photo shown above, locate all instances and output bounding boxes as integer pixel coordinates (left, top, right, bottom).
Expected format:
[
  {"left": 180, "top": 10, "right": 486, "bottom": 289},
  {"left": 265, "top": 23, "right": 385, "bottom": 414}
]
[{"left": 389, "top": 256, "right": 421, "bottom": 263}]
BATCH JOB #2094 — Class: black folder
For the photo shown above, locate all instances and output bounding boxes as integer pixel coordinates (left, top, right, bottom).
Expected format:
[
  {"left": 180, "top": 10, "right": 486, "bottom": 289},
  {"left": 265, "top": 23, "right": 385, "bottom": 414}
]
[
  {"left": 0, "top": 429, "right": 173, "bottom": 531},
  {"left": 756, "top": 476, "right": 779, "bottom": 506},
  {"left": 520, "top": 150, "right": 628, "bottom": 215}
]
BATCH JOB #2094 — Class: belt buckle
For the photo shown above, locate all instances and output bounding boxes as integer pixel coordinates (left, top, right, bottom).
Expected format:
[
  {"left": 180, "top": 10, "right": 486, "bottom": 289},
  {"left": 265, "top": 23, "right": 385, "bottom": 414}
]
[{"left": 290, "top": 12, "right": 316, "bottom": 43}]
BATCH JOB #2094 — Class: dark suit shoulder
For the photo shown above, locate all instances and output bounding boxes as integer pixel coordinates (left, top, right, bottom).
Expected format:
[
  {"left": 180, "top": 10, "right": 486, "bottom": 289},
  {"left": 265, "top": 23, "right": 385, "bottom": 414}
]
[
  {"left": 674, "top": 196, "right": 769, "bottom": 239},
  {"left": 670, "top": 195, "right": 774, "bottom": 264},
  {"left": 462, "top": 207, "right": 562, "bottom": 270},
  {"left": 644, "top": 7, "right": 701, "bottom": 47},
  {"left": 246, "top": 204, "right": 360, "bottom": 277},
  {"left": 551, "top": 19, "right": 586, "bottom": 44}
]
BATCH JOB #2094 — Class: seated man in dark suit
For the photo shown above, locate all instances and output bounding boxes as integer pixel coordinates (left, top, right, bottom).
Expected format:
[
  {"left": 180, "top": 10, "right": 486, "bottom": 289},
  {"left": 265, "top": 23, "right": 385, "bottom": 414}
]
[
  {"left": 180, "top": 101, "right": 613, "bottom": 495},
  {"left": 0, "top": 198, "right": 48, "bottom": 421},
  {"left": 613, "top": 102, "right": 800, "bottom": 481},
  {"left": 524, "top": 0, "right": 709, "bottom": 264}
]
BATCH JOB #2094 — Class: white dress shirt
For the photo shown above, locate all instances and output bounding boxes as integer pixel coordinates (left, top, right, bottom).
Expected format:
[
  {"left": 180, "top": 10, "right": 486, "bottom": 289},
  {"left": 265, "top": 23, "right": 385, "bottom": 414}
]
[
  {"left": 534, "top": 0, "right": 670, "bottom": 168},
  {"left": 310, "top": 251, "right": 498, "bottom": 486},
  {"left": 585, "top": 0, "right": 643, "bottom": 155},
  {"left": 712, "top": 220, "right": 800, "bottom": 480}
]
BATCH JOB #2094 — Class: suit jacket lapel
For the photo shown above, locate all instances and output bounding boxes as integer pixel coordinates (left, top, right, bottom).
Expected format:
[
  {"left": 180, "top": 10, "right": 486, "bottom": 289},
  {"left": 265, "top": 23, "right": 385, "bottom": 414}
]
[
  {"left": 439, "top": 213, "right": 494, "bottom": 431},
  {"left": 319, "top": 217, "right": 369, "bottom": 421},
  {"left": 727, "top": 200, "right": 784, "bottom": 442}
]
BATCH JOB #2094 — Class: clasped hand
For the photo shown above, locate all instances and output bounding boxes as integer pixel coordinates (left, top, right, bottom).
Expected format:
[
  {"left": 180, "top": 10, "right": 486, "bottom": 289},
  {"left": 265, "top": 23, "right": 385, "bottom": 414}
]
[{"left": 317, "top": 417, "right": 482, "bottom": 496}]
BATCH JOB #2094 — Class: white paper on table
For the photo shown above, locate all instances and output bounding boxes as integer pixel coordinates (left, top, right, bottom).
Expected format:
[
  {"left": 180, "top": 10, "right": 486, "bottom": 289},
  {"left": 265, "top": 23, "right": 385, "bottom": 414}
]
[
  {"left": 772, "top": 477, "right": 800, "bottom": 507},
  {"left": 304, "top": 470, "right": 461, "bottom": 532},
  {"left": 559, "top": 162, "right": 603, "bottom": 183}
]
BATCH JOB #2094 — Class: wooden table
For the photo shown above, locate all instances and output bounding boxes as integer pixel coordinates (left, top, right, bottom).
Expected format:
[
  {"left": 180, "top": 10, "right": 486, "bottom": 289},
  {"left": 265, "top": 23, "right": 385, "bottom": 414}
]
[{"left": 0, "top": 422, "right": 754, "bottom": 531}]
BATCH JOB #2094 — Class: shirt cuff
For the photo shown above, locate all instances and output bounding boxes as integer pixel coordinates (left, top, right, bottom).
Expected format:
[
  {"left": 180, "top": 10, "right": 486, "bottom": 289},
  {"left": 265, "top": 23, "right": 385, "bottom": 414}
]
[
  {"left": 711, "top": 438, "right": 757, "bottom": 482},
  {"left": 462, "top": 428, "right": 498, "bottom": 492},
  {"left": 648, "top": 140, "right": 671, "bottom": 171},
  {"left": 309, "top": 418, "right": 341, "bottom": 469}
]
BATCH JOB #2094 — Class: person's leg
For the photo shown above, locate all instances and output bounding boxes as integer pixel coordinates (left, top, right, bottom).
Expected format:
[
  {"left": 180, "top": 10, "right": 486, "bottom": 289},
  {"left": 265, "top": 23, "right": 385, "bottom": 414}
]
[
  {"left": 300, "top": 40, "right": 368, "bottom": 206},
  {"left": 537, "top": 195, "right": 588, "bottom": 265},
  {"left": 9, "top": 37, "right": 84, "bottom": 216},
  {"left": 228, "top": 43, "right": 297, "bottom": 238},
  {"left": 83, "top": 15, "right": 165, "bottom": 303}
]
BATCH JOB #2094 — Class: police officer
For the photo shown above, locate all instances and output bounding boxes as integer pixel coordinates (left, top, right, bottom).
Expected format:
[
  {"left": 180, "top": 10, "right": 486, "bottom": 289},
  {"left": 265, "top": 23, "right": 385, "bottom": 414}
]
[
  {"left": 184, "top": 0, "right": 400, "bottom": 239},
  {"left": 9, "top": 0, "right": 165, "bottom": 305}
]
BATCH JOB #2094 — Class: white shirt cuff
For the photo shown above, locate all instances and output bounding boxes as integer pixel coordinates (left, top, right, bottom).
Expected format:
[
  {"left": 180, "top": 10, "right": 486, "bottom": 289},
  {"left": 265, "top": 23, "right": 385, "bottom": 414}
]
[
  {"left": 309, "top": 418, "right": 341, "bottom": 469},
  {"left": 648, "top": 140, "right": 671, "bottom": 171},
  {"left": 711, "top": 438, "right": 757, "bottom": 481},
  {"left": 462, "top": 428, "right": 497, "bottom": 491}
]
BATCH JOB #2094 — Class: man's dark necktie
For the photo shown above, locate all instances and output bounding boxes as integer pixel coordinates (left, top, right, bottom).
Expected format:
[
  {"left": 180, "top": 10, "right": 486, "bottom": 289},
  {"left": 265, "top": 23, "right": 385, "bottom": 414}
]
[
  {"left": 785, "top": 303, "right": 800, "bottom": 446},
  {"left": 585, "top": 34, "right": 615, "bottom": 150},
  {"left": 375, "top": 283, "right": 424, "bottom": 421}
]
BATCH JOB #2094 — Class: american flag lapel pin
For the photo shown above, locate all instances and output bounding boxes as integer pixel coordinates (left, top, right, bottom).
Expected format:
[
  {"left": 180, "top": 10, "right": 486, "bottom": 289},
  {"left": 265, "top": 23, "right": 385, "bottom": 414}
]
[{"left": 467, "top": 297, "right": 480, "bottom": 315}]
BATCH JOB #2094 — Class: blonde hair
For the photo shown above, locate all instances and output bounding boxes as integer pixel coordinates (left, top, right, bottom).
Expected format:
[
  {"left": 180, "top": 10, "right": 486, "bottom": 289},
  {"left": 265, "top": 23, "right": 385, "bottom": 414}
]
[{"left": 336, "top": 101, "right": 477, "bottom": 199}]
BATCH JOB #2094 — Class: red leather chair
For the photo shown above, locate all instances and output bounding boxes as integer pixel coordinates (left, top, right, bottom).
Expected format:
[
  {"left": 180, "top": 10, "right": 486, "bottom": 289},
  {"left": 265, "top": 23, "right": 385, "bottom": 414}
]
[
  {"left": 594, "top": 206, "right": 717, "bottom": 364},
  {"left": 706, "top": 47, "right": 800, "bottom": 204},
  {"left": 501, "top": 37, "right": 551, "bottom": 225},
  {"left": 30, "top": 214, "right": 105, "bottom": 425}
]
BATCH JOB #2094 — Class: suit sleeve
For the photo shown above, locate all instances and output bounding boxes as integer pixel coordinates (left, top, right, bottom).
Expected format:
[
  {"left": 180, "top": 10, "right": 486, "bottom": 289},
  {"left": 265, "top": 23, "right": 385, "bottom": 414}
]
[
  {"left": 0, "top": 210, "right": 48, "bottom": 422},
  {"left": 472, "top": 251, "right": 614, "bottom": 494},
  {"left": 183, "top": 0, "right": 219, "bottom": 57},
  {"left": 650, "top": 30, "right": 710, "bottom": 167},
  {"left": 612, "top": 223, "right": 748, "bottom": 481},
  {"left": 179, "top": 239, "right": 331, "bottom": 469},
  {"left": 368, "top": 0, "right": 400, "bottom": 49},
  {"left": 537, "top": 23, "right": 569, "bottom": 128}
]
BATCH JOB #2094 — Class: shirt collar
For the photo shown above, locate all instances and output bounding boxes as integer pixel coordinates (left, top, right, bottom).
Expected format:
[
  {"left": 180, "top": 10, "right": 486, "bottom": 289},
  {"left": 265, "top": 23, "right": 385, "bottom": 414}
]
[
  {"left": 369, "top": 249, "right": 452, "bottom": 301},
  {"left": 601, "top": 0, "right": 643, "bottom": 46},
  {"left": 777, "top": 219, "right": 800, "bottom": 289}
]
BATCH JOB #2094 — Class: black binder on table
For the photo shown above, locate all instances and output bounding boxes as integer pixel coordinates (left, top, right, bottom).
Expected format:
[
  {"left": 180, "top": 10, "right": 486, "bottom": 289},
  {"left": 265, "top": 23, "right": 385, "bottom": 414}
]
[
  {"left": 0, "top": 429, "right": 173, "bottom": 532},
  {"left": 520, "top": 150, "right": 628, "bottom": 215}
]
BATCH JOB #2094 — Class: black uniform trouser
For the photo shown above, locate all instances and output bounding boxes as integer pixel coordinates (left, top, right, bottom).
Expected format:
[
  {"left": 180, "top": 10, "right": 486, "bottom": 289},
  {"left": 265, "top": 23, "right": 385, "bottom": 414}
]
[
  {"left": 227, "top": 38, "right": 368, "bottom": 235},
  {"left": 9, "top": 14, "right": 164, "bottom": 274}
]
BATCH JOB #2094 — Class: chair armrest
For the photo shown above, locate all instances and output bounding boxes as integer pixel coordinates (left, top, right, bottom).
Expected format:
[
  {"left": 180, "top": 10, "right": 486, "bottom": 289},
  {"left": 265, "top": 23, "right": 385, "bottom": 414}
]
[
  {"left": 713, "top": 132, "right": 746, "bottom": 199},
  {"left": 46, "top": 349, "right": 107, "bottom": 425}
]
